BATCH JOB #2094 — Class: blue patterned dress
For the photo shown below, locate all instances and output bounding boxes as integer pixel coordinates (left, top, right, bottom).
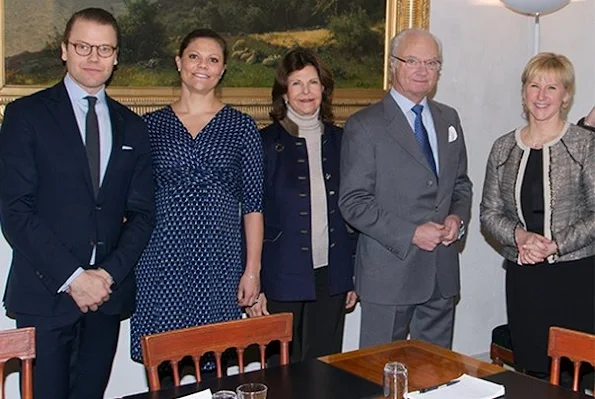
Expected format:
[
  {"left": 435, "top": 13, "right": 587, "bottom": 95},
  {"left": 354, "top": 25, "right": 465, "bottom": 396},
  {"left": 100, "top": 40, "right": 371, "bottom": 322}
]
[{"left": 130, "top": 105, "right": 264, "bottom": 362}]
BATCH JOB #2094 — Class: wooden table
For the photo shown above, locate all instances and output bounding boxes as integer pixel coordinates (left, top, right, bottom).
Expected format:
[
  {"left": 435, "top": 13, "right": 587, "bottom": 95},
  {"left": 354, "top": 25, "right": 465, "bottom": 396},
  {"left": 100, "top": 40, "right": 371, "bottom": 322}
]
[
  {"left": 319, "top": 339, "right": 504, "bottom": 391},
  {"left": 320, "top": 340, "right": 589, "bottom": 398},
  {"left": 123, "top": 340, "right": 589, "bottom": 398},
  {"left": 121, "top": 359, "right": 383, "bottom": 399}
]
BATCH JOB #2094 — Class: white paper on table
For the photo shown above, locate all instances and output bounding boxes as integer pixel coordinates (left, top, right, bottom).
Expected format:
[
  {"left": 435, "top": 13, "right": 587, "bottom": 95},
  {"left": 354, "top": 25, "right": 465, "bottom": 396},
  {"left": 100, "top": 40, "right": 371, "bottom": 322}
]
[
  {"left": 408, "top": 374, "right": 505, "bottom": 399},
  {"left": 178, "top": 388, "right": 213, "bottom": 399}
]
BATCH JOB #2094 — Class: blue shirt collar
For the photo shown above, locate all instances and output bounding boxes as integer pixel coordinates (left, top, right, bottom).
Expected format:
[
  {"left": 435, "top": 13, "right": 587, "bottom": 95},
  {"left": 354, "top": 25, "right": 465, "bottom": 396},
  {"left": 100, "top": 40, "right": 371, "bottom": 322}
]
[
  {"left": 63, "top": 73, "right": 107, "bottom": 104},
  {"left": 389, "top": 88, "right": 429, "bottom": 115}
]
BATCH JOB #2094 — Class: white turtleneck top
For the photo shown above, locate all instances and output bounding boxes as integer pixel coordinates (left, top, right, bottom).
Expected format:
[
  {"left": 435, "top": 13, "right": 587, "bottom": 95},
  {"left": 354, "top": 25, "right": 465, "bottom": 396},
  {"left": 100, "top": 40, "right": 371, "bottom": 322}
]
[{"left": 286, "top": 105, "right": 329, "bottom": 269}]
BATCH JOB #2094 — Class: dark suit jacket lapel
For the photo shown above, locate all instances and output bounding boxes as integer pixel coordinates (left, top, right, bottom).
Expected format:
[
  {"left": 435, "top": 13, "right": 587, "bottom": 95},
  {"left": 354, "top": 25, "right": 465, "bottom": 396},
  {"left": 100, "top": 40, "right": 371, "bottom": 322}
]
[
  {"left": 99, "top": 96, "right": 124, "bottom": 200},
  {"left": 383, "top": 93, "right": 435, "bottom": 173},
  {"left": 428, "top": 101, "right": 448, "bottom": 172},
  {"left": 48, "top": 82, "right": 96, "bottom": 197},
  {"left": 428, "top": 100, "right": 453, "bottom": 197}
]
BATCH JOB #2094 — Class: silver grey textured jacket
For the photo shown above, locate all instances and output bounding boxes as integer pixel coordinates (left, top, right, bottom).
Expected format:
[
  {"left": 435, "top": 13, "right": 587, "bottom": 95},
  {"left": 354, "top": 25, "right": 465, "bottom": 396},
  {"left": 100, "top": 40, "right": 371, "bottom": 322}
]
[{"left": 480, "top": 123, "right": 595, "bottom": 263}]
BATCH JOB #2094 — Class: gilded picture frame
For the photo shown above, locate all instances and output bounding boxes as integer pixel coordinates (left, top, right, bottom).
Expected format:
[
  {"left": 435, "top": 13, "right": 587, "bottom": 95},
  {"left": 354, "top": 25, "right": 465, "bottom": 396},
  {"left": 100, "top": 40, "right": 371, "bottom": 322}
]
[{"left": 0, "top": 0, "right": 429, "bottom": 124}]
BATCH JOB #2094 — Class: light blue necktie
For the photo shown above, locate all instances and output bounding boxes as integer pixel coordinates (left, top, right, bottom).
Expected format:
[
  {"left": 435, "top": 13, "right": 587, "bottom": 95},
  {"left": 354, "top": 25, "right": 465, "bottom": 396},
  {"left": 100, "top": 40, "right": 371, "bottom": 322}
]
[{"left": 412, "top": 104, "right": 437, "bottom": 176}]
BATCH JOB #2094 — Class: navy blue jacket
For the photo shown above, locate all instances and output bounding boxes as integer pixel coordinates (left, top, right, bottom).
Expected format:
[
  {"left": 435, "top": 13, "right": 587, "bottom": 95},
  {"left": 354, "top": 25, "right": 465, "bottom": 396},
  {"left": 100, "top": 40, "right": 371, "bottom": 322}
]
[
  {"left": 0, "top": 82, "right": 155, "bottom": 316},
  {"left": 260, "top": 120, "right": 356, "bottom": 302}
]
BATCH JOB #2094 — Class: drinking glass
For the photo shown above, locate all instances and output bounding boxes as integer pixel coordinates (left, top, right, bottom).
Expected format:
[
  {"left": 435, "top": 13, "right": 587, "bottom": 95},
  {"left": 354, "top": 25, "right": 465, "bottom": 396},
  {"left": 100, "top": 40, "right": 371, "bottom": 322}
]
[
  {"left": 383, "top": 362, "right": 407, "bottom": 399},
  {"left": 212, "top": 390, "right": 238, "bottom": 399},
  {"left": 236, "top": 383, "right": 268, "bottom": 399}
]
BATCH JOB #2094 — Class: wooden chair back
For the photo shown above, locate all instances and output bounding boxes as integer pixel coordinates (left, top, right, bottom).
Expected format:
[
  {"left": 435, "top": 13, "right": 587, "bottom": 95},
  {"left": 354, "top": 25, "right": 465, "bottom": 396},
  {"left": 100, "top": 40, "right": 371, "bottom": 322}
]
[
  {"left": 547, "top": 326, "right": 595, "bottom": 392},
  {"left": 141, "top": 313, "right": 293, "bottom": 391},
  {"left": 0, "top": 327, "right": 35, "bottom": 399},
  {"left": 490, "top": 343, "right": 515, "bottom": 367},
  {"left": 490, "top": 324, "right": 514, "bottom": 367}
]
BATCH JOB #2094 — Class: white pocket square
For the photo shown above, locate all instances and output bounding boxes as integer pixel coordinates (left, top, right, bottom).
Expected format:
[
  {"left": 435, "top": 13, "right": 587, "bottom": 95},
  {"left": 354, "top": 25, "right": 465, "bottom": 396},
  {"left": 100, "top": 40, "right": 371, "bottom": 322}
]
[
  {"left": 122, "top": 145, "right": 133, "bottom": 151},
  {"left": 448, "top": 126, "right": 458, "bottom": 143}
]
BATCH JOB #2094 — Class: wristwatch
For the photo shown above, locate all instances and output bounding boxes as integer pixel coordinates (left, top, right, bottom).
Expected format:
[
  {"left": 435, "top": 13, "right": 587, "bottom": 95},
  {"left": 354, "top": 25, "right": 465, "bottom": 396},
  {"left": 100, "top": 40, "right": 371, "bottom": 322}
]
[{"left": 457, "top": 219, "right": 466, "bottom": 240}]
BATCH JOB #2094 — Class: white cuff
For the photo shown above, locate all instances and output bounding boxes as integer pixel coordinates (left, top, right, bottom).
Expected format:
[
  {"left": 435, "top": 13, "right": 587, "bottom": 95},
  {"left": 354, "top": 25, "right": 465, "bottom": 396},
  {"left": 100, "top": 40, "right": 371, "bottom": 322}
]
[{"left": 58, "top": 267, "right": 84, "bottom": 293}]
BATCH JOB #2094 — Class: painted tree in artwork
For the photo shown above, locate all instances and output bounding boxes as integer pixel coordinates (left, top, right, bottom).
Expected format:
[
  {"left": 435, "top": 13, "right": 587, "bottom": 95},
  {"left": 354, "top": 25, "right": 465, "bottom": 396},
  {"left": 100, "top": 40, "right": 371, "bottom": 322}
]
[
  {"left": 328, "top": 7, "right": 382, "bottom": 56},
  {"left": 119, "top": 0, "right": 167, "bottom": 62},
  {"left": 314, "top": 0, "right": 340, "bottom": 15},
  {"left": 313, "top": 0, "right": 385, "bottom": 19}
]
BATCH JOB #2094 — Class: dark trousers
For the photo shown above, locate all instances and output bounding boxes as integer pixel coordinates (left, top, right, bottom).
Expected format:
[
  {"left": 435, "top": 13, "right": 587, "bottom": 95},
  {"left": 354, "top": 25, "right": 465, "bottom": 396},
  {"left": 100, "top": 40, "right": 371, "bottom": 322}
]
[
  {"left": 267, "top": 267, "right": 347, "bottom": 363},
  {"left": 16, "top": 311, "right": 120, "bottom": 399},
  {"left": 506, "top": 258, "right": 594, "bottom": 375}
]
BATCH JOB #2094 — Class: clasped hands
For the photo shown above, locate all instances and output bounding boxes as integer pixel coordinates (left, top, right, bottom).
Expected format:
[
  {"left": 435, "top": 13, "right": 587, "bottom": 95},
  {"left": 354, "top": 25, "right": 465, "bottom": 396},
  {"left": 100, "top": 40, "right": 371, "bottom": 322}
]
[
  {"left": 67, "top": 268, "right": 113, "bottom": 313},
  {"left": 412, "top": 214, "right": 462, "bottom": 251},
  {"left": 515, "top": 227, "right": 558, "bottom": 265}
]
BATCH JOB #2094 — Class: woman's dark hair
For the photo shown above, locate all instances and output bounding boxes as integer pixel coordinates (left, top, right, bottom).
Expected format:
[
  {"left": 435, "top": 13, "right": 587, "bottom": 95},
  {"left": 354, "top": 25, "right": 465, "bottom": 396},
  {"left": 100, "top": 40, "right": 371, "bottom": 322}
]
[
  {"left": 178, "top": 29, "right": 228, "bottom": 63},
  {"left": 270, "top": 47, "right": 334, "bottom": 122}
]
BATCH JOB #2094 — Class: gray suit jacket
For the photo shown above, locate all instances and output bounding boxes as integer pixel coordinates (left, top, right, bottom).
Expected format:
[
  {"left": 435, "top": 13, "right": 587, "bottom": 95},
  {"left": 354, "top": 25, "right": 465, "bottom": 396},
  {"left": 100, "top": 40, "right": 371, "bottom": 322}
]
[
  {"left": 339, "top": 93, "right": 472, "bottom": 305},
  {"left": 480, "top": 124, "right": 595, "bottom": 263}
]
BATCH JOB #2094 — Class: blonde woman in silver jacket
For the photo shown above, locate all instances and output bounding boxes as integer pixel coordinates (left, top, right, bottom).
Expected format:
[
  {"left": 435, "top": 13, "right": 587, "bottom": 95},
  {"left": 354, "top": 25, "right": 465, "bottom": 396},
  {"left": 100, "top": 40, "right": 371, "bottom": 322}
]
[{"left": 480, "top": 53, "right": 595, "bottom": 379}]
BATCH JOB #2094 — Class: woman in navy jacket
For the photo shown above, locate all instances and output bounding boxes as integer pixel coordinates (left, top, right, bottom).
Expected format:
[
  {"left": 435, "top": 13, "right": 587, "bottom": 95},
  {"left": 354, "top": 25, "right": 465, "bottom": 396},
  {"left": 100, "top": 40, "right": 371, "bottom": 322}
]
[{"left": 246, "top": 48, "right": 357, "bottom": 362}]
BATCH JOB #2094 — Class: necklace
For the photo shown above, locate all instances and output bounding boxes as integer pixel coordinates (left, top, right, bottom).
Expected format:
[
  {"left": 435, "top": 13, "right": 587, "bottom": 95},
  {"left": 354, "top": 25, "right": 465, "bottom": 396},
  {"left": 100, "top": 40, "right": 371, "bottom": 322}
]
[{"left": 522, "top": 123, "right": 564, "bottom": 149}]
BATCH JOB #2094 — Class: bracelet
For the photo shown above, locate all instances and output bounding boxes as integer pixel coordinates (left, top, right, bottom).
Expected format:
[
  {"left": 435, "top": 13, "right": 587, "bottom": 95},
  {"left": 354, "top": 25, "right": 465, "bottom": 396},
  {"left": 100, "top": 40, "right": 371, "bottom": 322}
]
[{"left": 244, "top": 273, "right": 258, "bottom": 279}]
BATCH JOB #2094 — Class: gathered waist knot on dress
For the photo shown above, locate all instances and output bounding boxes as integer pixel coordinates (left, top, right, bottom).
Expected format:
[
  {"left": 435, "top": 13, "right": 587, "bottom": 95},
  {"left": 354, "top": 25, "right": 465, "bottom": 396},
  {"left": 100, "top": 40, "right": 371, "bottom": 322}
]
[{"left": 157, "top": 166, "right": 241, "bottom": 205}]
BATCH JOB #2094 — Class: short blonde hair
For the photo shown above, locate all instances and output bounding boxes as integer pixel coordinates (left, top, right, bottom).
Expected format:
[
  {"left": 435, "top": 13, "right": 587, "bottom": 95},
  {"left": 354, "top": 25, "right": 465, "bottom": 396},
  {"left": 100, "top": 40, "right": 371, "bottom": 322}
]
[{"left": 521, "top": 52, "right": 575, "bottom": 119}]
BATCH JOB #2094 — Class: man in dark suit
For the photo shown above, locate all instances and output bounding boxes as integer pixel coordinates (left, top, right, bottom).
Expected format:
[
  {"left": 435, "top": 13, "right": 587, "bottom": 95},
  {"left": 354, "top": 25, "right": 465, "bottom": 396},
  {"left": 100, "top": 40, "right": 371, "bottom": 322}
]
[
  {"left": 0, "top": 8, "right": 155, "bottom": 398},
  {"left": 339, "top": 29, "right": 472, "bottom": 349}
]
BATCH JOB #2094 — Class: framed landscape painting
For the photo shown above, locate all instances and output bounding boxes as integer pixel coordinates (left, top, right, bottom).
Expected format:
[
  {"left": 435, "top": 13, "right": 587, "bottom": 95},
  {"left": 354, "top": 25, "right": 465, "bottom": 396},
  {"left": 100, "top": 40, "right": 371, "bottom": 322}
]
[{"left": 0, "top": 0, "right": 429, "bottom": 122}]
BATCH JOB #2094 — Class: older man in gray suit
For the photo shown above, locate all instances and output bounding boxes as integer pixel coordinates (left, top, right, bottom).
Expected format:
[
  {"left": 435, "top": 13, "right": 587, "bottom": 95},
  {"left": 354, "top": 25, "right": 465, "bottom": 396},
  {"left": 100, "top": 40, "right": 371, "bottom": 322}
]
[{"left": 339, "top": 28, "right": 472, "bottom": 349}]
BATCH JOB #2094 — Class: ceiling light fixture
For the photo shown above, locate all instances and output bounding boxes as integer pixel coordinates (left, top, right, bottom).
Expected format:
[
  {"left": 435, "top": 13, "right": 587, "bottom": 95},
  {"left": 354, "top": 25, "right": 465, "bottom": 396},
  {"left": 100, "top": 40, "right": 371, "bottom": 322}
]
[{"left": 500, "top": 0, "right": 570, "bottom": 54}]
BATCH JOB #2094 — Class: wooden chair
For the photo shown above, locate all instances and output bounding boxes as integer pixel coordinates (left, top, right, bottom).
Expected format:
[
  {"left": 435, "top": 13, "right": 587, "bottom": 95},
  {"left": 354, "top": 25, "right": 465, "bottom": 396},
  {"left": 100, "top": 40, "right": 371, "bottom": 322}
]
[
  {"left": 548, "top": 326, "right": 595, "bottom": 392},
  {"left": 141, "top": 313, "right": 293, "bottom": 391},
  {"left": 490, "top": 324, "right": 515, "bottom": 367},
  {"left": 0, "top": 327, "right": 35, "bottom": 399}
]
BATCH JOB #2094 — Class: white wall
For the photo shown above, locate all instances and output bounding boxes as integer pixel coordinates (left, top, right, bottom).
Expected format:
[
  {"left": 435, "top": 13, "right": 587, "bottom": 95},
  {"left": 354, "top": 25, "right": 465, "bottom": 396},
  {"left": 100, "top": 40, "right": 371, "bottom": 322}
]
[{"left": 0, "top": 1, "right": 593, "bottom": 397}]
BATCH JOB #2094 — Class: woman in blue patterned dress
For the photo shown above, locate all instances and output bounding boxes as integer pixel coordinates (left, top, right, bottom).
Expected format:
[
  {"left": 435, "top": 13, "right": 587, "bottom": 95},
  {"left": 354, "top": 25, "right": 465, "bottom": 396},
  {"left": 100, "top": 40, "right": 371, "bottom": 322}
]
[{"left": 130, "top": 29, "right": 264, "bottom": 363}]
